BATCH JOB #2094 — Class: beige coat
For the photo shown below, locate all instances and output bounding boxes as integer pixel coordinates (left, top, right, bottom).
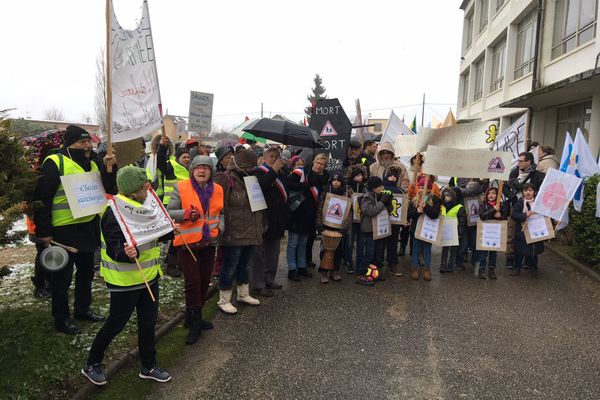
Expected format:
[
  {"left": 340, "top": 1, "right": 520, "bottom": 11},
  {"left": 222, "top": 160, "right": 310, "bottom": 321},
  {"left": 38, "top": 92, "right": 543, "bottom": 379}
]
[
  {"left": 537, "top": 154, "right": 559, "bottom": 173},
  {"left": 369, "top": 141, "right": 409, "bottom": 185}
]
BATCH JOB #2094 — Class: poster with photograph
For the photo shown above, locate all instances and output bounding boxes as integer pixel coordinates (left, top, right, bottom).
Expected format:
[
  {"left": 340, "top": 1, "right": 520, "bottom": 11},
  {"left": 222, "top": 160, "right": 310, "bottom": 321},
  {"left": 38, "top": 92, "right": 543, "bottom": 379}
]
[
  {"left": 476, "top": 220, "right": 508, "bottom": 252},
  {"left": 464, "top": 196, "right": 481, "bottom": 227}
]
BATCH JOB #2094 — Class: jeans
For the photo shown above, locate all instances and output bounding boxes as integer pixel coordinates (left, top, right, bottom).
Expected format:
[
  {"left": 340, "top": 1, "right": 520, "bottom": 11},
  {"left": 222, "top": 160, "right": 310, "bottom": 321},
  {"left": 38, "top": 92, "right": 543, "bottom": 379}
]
[
  {"left": 51, "top": 251, "right": 95, "bottom": 323},
  {"left": 514, "top": 254, "right": 538, "bottom": 272},
  {"left": 412, "top": 239, "right": 432, "bottom": 269},
  {"left": 359, "top": 233, "right": 385, "bottom": 275},
  {"left": 344, "top": 223, "right": 364, "bottom": 267},
  {"left": 287, "top": 232, "right": 308, "bottom": 271},
  {"left": 87, "top": 280, "right": 159, "bottom": 369},
  {"left": 219, "top": 245, "right": 254, "bottom": 290},
  {"left": 478, "top": 251, "right": 498, "bottom": 269}
]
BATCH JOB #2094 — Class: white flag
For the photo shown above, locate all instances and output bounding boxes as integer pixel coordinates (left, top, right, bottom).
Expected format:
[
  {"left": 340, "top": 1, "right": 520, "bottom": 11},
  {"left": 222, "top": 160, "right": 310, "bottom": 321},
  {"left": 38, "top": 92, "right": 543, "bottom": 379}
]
[
  {"left": 381, "top": 110, "right": 415, "bottom": 146},
  {"left": 108, "top": 0, "right": 163, "bottom": 142},
  {"left": 108, "top": 188, "right": 173, "bottom": 247},
  {"left": 561, "top": 129, "right": 600, "bottom": 212},
  {"left": 492, "top": 113, "right": 527, "bottom": 168},
  {"left": 556, "top": 132, "right": 574, "bottom": 230}
]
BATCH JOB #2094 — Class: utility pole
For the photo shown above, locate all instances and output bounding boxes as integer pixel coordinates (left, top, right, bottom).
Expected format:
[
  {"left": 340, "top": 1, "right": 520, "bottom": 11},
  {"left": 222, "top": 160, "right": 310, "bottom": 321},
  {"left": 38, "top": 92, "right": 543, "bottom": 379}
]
[
  {"left": 261, "top": 102, "right": 263, "bottom": 118},
  {"left": 421, "top": 93, "right": 426, "bottom": 129}
]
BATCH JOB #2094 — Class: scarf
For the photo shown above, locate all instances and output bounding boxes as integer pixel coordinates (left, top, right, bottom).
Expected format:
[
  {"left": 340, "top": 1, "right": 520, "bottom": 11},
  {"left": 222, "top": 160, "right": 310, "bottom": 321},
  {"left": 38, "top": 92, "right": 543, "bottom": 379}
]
[
  {"left": 258, "top": 164, "right": 287, "bottom": 202},
  {"left": 190, "top": 178, "right": 214, "bottom": 242}
]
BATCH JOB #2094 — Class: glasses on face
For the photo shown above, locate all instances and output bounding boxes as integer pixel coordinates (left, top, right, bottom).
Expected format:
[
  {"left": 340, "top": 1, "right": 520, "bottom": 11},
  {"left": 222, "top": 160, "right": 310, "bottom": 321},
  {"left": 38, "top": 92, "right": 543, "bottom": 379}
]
[
  {"left": 195, "top": 165, "right": 211, "bottom": 170},
  {"left": 518, "top": 159, "right": 526, "bottom": 163}
]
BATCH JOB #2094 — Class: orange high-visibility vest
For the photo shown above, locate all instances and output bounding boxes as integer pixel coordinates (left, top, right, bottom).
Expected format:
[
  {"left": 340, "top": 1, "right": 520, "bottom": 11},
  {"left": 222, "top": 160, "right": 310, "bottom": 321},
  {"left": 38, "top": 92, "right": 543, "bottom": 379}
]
[
  {"left": 173, "top": 180, "right": 224, "bottom": 247},
  {"left": 25, "top": 215, "right": 36, "bottom": 235}
]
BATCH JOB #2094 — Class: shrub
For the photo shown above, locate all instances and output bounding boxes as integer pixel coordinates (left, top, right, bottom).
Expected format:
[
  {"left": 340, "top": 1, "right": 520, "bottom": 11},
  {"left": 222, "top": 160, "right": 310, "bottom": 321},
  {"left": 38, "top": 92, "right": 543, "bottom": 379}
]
[{"left": 570, "top": 174, "right": 600, "bottom": 269}]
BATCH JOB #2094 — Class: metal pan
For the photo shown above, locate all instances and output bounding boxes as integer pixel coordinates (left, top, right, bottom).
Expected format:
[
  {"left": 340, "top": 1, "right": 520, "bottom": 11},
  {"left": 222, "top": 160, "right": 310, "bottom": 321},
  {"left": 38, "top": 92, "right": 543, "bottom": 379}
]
[{"left": 40, "top": 245, "right": 70, "bottom": 272}]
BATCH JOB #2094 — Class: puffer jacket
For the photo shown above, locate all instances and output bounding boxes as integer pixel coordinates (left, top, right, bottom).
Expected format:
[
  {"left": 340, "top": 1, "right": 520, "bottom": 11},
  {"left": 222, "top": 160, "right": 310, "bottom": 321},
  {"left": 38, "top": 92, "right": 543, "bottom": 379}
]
[
  {"left": 369, "top": 141, "right": 408, "bottom": 184},
  {"left": 214, "top": 167, "right": 265, "bottom": 246}
]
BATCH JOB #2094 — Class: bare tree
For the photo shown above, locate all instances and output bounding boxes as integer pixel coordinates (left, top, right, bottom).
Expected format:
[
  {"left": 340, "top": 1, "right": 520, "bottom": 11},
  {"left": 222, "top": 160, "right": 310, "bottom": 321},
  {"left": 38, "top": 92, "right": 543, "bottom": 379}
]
[
  {"left": 94, "top": 47, "right": 107, "bottom": 133},
  {"left": 43, "top": 107, "right": 65, "bottom": 121},
  {"left": 80, "top": 113, "right": 93, "bottom": 124}
]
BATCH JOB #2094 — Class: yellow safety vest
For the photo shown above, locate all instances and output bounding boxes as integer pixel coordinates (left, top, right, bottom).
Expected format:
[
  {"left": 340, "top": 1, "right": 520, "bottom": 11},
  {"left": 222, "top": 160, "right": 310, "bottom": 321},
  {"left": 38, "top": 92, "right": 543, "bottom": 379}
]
[
  {"left": 44, "top": 154, "right": 100, "bottom": 227},
  {"left": 99, "top": 195, "right": 162, "bottom": 287},
  {"left": 442, "top": 204, "right": 463, "bottom": 218},
  {"left": 154, "top": 156, "right": 189, "bottom": 206}
]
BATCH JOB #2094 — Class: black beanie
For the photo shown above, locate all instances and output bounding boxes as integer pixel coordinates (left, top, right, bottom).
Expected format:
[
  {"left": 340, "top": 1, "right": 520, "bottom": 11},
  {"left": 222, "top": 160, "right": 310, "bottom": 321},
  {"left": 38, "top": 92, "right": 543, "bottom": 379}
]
[
  {"left": 366, "top": 176, "right": 383, "bottom": 191},
  {"left": 63, "top": 125, "right": 91, "bottom": 148}
]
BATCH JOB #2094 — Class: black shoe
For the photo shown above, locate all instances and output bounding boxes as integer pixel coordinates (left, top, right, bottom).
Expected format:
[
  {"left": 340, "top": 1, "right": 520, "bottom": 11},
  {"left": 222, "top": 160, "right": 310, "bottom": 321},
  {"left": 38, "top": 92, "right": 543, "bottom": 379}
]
[
  {"left": 55, "top": 320, "right": 81, "bottom": 335},
  {"left": 398, "top": 247, "right": 406, "bottom": 257},
  {"left": 306, "top": 262, "right": 317, "bottom": 269},
  {"left": 298, "top": 268, "right": 313, "bottom": 278},
  {"left": 288, "top": 270, "right": 301, "bottom": 282},
  {"left": 74, "top": 311, "right": 105, "bottom": 322},
  {"left": 33, "top": 287, "right": 51, "bottom": 299},
  {"left": 488, "top": 269, "right": 497, "bottom": 279}
]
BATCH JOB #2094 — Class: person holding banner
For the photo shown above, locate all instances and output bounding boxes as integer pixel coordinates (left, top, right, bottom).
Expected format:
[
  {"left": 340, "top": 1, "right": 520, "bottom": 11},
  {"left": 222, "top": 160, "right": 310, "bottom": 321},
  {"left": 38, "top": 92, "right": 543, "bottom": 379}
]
[
  {"left": 167, "top": 156, "right": 224, "bottom": 344},
  {"left": 478, "top": 187, "right": 509, "bottom": 279},
  {"left": 382, "top": 166, "right": 407, "bottom": 276},
  {"left": 33, "top": 125, "right": 117, "bottom": 335},
  {"left": 510, "top": 183, "right": 544, "bottom": 278},
  {"left": 343, "top": 164, "right": 367, "bottom": 274},
  {"left": 82, "top": 166, "right": 173, "bottom": 385},
  {"left": 439, "top": 188, "right": 467, "bottom": 273}
]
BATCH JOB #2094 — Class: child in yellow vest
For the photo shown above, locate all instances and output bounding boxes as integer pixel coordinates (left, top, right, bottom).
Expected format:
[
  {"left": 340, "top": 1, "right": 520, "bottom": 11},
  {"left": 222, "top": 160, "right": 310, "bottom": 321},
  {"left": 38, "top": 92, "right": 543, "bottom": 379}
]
[{"left": 440, "top": 187, "right": 467, "bottom": 273}]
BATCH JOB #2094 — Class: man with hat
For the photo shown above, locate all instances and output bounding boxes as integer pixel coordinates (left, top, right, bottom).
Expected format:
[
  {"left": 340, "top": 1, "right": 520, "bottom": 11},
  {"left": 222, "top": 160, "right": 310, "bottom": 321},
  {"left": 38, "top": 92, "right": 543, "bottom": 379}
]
[
  {"left": 343, "top": 140, "right": 366, "bottom": 170},
  {"left": 33, "top": 125, "right": 118, "bottom": 334},
  {"left": 215, "top": 146, "right": 234, "bottom": 173}
]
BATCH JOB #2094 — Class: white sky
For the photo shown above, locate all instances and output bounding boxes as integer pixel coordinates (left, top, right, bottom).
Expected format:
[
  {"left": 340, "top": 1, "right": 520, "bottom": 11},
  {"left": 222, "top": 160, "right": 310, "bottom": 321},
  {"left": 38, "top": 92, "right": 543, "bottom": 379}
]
[{"left": 0, "top": 0, "right": 464, "bottom": 131}]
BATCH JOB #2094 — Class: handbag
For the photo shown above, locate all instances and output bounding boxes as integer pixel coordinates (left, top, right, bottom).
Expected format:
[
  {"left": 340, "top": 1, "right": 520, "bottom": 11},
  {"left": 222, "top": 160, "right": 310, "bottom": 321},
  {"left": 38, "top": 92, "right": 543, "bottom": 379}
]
[{"left": 288, "top": 190, "right": 305, "bottom": 212}]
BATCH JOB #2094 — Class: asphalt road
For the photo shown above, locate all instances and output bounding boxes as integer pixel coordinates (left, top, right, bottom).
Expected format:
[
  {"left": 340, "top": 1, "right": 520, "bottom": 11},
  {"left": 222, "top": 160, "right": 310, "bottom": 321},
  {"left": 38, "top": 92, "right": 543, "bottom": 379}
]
[{"left": 149, "top": 245, "right": 600, "bottom": 400}]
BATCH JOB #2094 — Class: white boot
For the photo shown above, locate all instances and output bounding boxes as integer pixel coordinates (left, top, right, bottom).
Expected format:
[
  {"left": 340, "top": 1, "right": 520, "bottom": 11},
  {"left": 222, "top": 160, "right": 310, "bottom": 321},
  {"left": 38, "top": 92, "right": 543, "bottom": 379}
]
[
  {"left": 236, "top": 283, "right": 260, "bottom": 306},
  {"left": 217, "top": 290, "right": 238, "bottom": 314}
]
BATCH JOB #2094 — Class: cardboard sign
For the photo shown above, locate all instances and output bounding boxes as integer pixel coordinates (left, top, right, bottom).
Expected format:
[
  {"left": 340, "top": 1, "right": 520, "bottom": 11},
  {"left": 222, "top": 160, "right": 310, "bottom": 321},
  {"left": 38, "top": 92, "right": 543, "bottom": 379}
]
[
  {"left": 440, "top": 216, "right": 459, "bottom": 247},
  {"left": 392, "top": 134, "right": 417, "bottom": 157},
  {"left": 532, "top": 168, "right": 582, "bottom": 220},
  {"left": 423, "top": 145, "right": 513, "bottom": 180},
  {"left": 352, "top": 193, "right": 363, "bottom": 223},
  {"left": 60, "top": 172, "right": 107, "bottom": 218},
  {"left": 464, "top": 196, "right": 481, "bottom": 227},
  {"left": 389, "top": 194, "right": 409, "bottom": 225},
  {"left": 188, "top": 91, "right": 214, "bottom": 133},
  {"left": 244, "top": 176, "right": 267, "bottom": 212},
  {"left": 310, "top": 98, "right": 353, "bottom": 171},
  {"left": 417, "top": 121, "right": 498, "bottom": 152},
  {"left": 523, "top": 214, "right": 555, "bottom": 244},
  {"left": 323, "top": 193, "right": 351, "bottom": 229},
  {"left": 476, "top": 220, "right": 507, "bottom": 252},
  {"left": 372, "top": 210, "right": 391, "bottom": 239},
  {"left": 415, "top": 214, "right": 442, "bottom": 245}
]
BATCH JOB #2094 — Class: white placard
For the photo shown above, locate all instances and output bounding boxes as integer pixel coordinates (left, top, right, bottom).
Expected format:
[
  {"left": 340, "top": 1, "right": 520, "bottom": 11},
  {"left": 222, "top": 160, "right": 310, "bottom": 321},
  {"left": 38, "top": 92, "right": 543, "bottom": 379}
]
[
  {"left": 393, "top": 135, "right": 417, "bottom": 157},
  {"left": 480, "top": 222, "right": 502, "bottom": 249},
  {"left": 440, "top": 216, "right": 459, "bottom": 246},
  {"left": 60, "top": 172, "right": 107, "bottom": 218},
  {"left": 492, "top": 113, "right": 527, "bottom": 168},
  {"left": 524, "top": 213, "right": 555, "bottom": 243},
  {"left": 108, "top": 0, "right": 162, "bottom": 142},
  {"left": 244, "top": 175, "right": 267, "bottom": 212},
  {"left": 423, "top": 145, "right": 513, "bottom": 180},
  {"left": 372, "top": 210, "right": 391, "bottom": 239},
  {"left": 416, "top": 214, "right": 441, "bottom": 245},
  {"left": 188, "top": 91, "right": 214, "bottom": 133},
  {"left": 417, "top": 121, "right": 498, "bottom": 152},
  {"left": 532, "top": 168, "right": 582, "bottom": 220}
]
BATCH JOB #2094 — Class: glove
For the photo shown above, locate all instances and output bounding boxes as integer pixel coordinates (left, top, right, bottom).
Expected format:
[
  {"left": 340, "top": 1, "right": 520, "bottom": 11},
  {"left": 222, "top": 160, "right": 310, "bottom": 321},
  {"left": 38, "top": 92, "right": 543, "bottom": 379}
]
[
  {"left": 183, "top": 207, "right": 200, "bottom": 221},
  {"left": 380, "top": 191, "right": 393, "bottom": 205}
]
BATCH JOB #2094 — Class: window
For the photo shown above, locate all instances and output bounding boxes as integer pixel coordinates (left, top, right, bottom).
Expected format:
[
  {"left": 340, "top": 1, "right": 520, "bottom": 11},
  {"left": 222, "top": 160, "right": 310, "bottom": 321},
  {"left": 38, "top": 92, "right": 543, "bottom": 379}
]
[
  {"left": 490, "top": 38, "right": 506, "bottom": 91},
  {"left": 479, "top": 0, "right": 489, "bottom": 33},
  {"left": 552, "top": 0, "right": 598, "bottom": 59},
  {"left": 465, "top": 11, "right": 474, "bottom": 50},
  {"left": 473, "top": 58, "right": 484, "bottom": 101},
  {"left": 515, "top": 10, "right": 537, "bottom": 79},
  {"left": 461, "top": 72, "right": 470, "bottom": 108},
  {"left": 556, "top": 101, "right": 592, "bottom": 147},
  {"left": 496, "top": 0, "right": 507, "bottom": 12}
]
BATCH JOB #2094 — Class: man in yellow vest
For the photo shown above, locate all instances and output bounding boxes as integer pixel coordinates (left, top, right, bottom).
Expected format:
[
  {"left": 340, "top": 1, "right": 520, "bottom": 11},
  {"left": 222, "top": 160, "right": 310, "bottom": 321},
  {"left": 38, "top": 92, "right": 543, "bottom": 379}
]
[{"left": 33, "top": 125, "right": 117, "bottom": 335}]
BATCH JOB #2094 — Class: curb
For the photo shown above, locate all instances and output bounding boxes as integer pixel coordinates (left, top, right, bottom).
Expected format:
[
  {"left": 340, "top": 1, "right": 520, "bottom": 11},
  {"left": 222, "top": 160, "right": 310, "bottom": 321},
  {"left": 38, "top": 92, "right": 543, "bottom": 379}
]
[
  {"left": 546, "top": 244, "right": 600, "bottom": 282},
  {"left": 72, "top": 283, "right": 218, "bottom": 400}
]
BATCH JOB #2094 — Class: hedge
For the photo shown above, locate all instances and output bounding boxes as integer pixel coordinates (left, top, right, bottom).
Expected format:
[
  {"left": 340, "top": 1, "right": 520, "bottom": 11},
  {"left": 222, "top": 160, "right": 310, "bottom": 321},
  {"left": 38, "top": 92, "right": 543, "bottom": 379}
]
[{"left": 570, "top": 174, "right": 600, "bottom": 269}]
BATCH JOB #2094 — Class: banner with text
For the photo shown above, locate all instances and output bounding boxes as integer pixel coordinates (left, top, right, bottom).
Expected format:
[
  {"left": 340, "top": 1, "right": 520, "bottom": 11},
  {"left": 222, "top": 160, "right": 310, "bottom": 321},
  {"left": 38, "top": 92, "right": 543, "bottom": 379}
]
[
  {"left": 310, "top": 98, "right": 353, "bottom": 171},
  {"left": 492, "top": 113, "right": 527, "bottom": 167},
  {"left": 416, "top": 121, "right": 498, "bottom": 152},
  {"left": 188, "top": 91, "right": 214, "bottom": 133},
  {"left": 422, "top": 145, "right": 513, "bottom": 180}
]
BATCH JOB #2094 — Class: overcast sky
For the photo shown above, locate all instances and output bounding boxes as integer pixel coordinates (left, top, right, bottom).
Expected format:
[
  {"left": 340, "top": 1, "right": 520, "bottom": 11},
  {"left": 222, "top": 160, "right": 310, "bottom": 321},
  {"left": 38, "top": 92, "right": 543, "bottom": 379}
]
[{"left": 0, "top": 0, "right": 464, "bottom": 131}]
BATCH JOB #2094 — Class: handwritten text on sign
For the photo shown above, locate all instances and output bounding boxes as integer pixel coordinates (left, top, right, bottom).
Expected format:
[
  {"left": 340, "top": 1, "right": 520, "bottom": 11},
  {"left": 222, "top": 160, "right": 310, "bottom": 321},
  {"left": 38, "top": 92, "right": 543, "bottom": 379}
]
[
  {"left": 423, "top": 145, "right": 513, "bottom": 180},
  {"left": 60, "top": 172, "right": 107, "bottom": 219},
  {"left": 417, "top": 121, "right": 498, "bottom": 152},
  {"left": 188, "top": 91, "right": 214, "bottom": 133}
]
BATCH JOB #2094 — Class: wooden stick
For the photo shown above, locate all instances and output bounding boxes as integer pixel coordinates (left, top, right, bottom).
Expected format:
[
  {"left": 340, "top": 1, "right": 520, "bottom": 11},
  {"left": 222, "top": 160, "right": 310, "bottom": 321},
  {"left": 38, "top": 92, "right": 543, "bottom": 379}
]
[
  {"left": 412, "top": 153, "right": 421, "bottom": 184},
  {"left": 135, "top": 257, "right": 156, "bottom": 302},
  {"left": 105, "top": 0, "right": 113, "bottom": 173},
  {"left": 177, "top": 234, "right": 198, "bottom": 262},
  {"left": 50, "top": 240, "right": 78, "bottom": 254}
]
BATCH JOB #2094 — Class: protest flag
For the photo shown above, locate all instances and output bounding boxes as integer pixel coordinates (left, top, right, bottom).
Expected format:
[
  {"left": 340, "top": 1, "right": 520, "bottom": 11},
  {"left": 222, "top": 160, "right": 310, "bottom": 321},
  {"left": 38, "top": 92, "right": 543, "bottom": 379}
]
[
  {"left": 556, "top": 132, "right": 574, "bottom": 230},
  {"left": 409, "top": 115, "right": 417, "bottom": 134},
  {"left": 442, "top": 109, "right": 456, "bottom": 127},
  {"left": 562, "top": 129, "right": 600, "bottom": 211}
]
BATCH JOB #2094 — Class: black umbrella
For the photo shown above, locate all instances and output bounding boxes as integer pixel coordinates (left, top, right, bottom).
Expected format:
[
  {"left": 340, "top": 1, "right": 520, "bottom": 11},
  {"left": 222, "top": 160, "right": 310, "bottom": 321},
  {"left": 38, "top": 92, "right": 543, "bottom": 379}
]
[{"left": 242, "top": 118, "right": 324, "bottom": 148}]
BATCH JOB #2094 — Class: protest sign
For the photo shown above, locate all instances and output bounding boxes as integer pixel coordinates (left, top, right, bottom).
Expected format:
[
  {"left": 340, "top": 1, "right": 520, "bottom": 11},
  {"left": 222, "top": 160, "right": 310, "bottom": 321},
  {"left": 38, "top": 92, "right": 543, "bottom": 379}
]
[
  {"left": 60, "top": 172, "right": 107, "bottom": 219},
  {"left": 492, "top": 113, "right": 527, "bottom": 167},
  {"left": 372, "top": 210, "right": 391, "bottom": 239},
  {"left": 243, "top": 176, "right": 267, "bottom": 212},
  {"left": 464, "top": 196, "right": 481, "bottom": 227},
  {"left": 415, "top": 214, "right": 442, "bottom": 245},
  {"left": 188, "top": 91, "right": 214, "bottom": 133},
  {"left": 532, "top": 168, "right": 582, "bottom": 220},
  {"left": 417, "top": 121, "right": 498, "bottom": 152},
  {"left": 523, "top": 214, "right": 555, "bottom": 244},
  {"left": 389, "top": 194, "right": 409, "bottom": 225},
  {"left": 323, "top": 193, "right": 351, "bottom": 229},
  {"left": 108, "top": 188, "right": 173, "bottom": 247},
  {"left": 352, "top": 193, "right": 363, "bottom": 223},
  {"left": 310, "top": 98, "right": 353, "bottom": 171},
  {"left": 423, "top": 145, "right": 512, "bottom": 180},
  {"left": 393, "top": 135, "right": 417, "bottom": 157},
  {"left": 108, "top": 0, "right": 162, "bottom": 142},
  {"left": 476, "top": 220, "right": 507, "bottom": 251},
  {"left": 440, "top": 216, "right": 459, "bottom": 247}
]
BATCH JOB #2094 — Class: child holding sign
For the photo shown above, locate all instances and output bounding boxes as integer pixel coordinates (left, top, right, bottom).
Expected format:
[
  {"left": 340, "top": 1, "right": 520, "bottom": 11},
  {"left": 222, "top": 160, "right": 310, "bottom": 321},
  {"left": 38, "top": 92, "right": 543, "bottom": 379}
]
[
  {"left": 510, "top": 183, "right": 544, "bottom": 278},
  {"left": 478, "top": 187, "right": 508, "bottom": 279},
  {"left": 439, "top": 187, "right": 467, "bottom": 273}
]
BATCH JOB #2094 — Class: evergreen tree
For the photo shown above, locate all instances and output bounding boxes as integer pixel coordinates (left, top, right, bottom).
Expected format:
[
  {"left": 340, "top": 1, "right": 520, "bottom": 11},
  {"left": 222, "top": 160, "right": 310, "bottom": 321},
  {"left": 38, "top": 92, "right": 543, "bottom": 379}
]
[
  {"left": 0, "top": 110, "right": 36, "bottom": 245},
  {"left": 304, "top": 74, "right": 327, "bottom": 123}
]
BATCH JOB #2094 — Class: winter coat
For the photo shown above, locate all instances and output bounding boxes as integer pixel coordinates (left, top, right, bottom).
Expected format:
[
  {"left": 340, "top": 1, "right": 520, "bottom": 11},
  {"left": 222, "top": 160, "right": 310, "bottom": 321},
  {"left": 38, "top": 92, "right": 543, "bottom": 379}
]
[
  {"left": 441, "top": 187, "right": 467, "bottom": 238},
  {"left": 407, "top": 194, "right": 442, "bottom": 236},
  {"left": 504, "top": 164, "right": 545, "bottom": 204},
  {"left": 286, "top": 167, "right": 329, "bottom": 234},
  {"left": 369, "top": 142, "right": 409, "bottom": 185},
  {"left": 511, "top": 198, "right": 545, "bottom": 256},
  {"left": 213, "top": 167, "right": 265, "bottom": 246},
  {"left": 359, "top": 189, "right": 392, "bottom": 234},
  {"left": 537, "top": 154, "right": 560, "bottom": 173},
  {"left": 479, "top": 188, "right": 509, "bottom": 221},
  {"left": 255, "top": 164, "right": 289, "bottom": 240},
  {"left": 345, "top": 164, "right": 367, "bottom": 194}
]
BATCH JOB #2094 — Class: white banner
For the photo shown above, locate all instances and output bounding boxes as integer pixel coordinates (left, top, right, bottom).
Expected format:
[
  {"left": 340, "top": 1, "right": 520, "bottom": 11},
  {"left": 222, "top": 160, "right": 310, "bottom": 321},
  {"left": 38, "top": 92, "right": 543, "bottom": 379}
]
[
  {"left": 188, "top": 91, "right": 214, "bottom": 133},
  {"left": 492, "top": 113, "right": 527, "bottom": 167},
  {"left": 244, "top": 176, "right": 267, "bottom": 212},
  {"left": 108, "top": 189, "right": 174, "bottom": 247},
  {"left": 417, "top": 121, "right": 498, "bottom": 152},
  {"left": 423, "top": 145, "right": 513, "bottom": 180},
  {"left": 60, "top": 172, "right": 107, "bottom": 218},
  {"left": 393, "top": 135, "right": 417, "bottom": 157},
  {"left": 440, "top": 216, "right": 459, "bottom": 247},
  {"left": 532, "top": 168, "right": 582, "bottom": 220},
  {"left": 109, "top": 0, "right": 162, "bottom": 142}
]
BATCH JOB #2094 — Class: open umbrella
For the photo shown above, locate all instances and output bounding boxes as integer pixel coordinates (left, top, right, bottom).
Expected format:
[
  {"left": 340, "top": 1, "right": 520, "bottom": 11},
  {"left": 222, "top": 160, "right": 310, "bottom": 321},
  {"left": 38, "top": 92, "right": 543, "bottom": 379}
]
[{"left": 243, "top": 118, "right": 324, "bottom": 148}]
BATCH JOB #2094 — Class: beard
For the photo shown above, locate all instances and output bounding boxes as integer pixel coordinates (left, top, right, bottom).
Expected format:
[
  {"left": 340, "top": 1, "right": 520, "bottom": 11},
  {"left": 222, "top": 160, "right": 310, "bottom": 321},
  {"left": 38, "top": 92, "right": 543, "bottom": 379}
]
[{"left": 380, "top": 158, "right": 393, "bottom": 168}]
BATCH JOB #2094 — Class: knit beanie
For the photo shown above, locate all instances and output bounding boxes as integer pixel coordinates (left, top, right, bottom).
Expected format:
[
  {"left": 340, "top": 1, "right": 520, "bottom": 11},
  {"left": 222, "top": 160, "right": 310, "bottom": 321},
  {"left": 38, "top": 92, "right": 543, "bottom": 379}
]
[
  {"left": 366, "top": 176, "right": 384, "bottom": 191},
  {"left": 189, "top": 155, "right": 213, "bottom": 173},
  {"left": 116, "top": 165, "right": 148, "bottom": 195},
  {"left": 234, "top": 149, "right": 258, "bottom": 170},
  {"left": 63, "top": 125, "right": 91, "bottom": 148}
]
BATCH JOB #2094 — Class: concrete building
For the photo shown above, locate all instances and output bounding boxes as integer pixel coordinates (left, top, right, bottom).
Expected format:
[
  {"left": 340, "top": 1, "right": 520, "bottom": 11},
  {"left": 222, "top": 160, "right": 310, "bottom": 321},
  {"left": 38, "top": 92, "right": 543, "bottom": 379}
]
[{"left": 457, "top": 0, "right": 600, "bottom": 157}]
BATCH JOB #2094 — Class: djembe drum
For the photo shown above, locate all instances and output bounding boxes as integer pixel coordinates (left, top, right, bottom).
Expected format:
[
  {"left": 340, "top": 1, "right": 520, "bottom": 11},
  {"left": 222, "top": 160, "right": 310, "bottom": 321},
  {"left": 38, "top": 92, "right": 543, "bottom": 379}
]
[{"left": 321, "top": 230, "right": 343, "bottom": 270}]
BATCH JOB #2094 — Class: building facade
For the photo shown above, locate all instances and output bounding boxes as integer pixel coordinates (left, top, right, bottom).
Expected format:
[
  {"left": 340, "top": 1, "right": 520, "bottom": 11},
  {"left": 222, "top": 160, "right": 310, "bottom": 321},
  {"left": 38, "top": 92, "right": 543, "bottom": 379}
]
[{"left": 457, "top": 0, "right": 599, "bottom": 157}]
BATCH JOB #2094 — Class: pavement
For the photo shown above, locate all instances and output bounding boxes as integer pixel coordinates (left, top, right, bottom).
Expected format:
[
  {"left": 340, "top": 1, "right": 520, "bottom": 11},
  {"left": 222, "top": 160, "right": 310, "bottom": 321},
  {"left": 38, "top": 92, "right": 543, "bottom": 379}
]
[{"left": 148, "top": 245, "right": 600, "bottom": 400}]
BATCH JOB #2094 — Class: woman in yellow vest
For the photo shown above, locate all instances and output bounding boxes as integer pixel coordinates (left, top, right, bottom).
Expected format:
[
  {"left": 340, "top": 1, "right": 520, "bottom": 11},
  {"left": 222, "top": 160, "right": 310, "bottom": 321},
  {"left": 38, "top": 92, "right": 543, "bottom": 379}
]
[
  {"left": 439, "top": 187, "right": 468, "bottom": 273},
  {"left": 82, "top": 166, "right": 174, "bottom": 386},
  {"left": 167, "top": 156, "right": 224, "bottom": 345}
]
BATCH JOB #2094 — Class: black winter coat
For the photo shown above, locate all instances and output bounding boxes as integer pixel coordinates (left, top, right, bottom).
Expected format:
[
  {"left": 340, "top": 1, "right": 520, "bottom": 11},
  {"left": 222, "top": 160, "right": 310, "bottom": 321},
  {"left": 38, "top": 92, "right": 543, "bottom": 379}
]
[
  {"left": 286, "top": 168, "right": 329, "bottom": 234},
  {"left": 504, "top": 165, "right": 545, "bottom": 204},
  {"left": 255, "top": 164, "right": 289, "bottom": 240},
  {"left": 511, "top": 199, "right": 545, "bottom": 256}
]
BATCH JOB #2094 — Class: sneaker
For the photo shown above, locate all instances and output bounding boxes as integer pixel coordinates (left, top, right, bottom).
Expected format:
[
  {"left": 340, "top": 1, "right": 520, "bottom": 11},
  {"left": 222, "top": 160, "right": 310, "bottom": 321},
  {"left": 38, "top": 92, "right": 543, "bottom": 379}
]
[
  {"left": 356, "top": 276, "right": 374, "bottom": 286},
  {"left": 81, "top": 363, "right": 107, "bottom": 386},
  {"left": 478, "top": 269, "right": 487, "bottom": 279},
  {"left": 139, "top": 366, "right": 171, "bottom": 383},
  {"left": 251, "top": 288, "right": 274, "bottom": 297},
  {"left": 344, "top": 262, "right": 355, "bottom": 274}
]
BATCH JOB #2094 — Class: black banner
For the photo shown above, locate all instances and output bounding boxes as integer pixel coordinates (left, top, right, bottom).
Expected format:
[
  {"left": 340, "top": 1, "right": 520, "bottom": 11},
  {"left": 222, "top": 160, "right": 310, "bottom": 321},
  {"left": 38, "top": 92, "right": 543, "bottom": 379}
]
[{"left": 309, "top": 98, "right": 352, "bottom": 171}]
